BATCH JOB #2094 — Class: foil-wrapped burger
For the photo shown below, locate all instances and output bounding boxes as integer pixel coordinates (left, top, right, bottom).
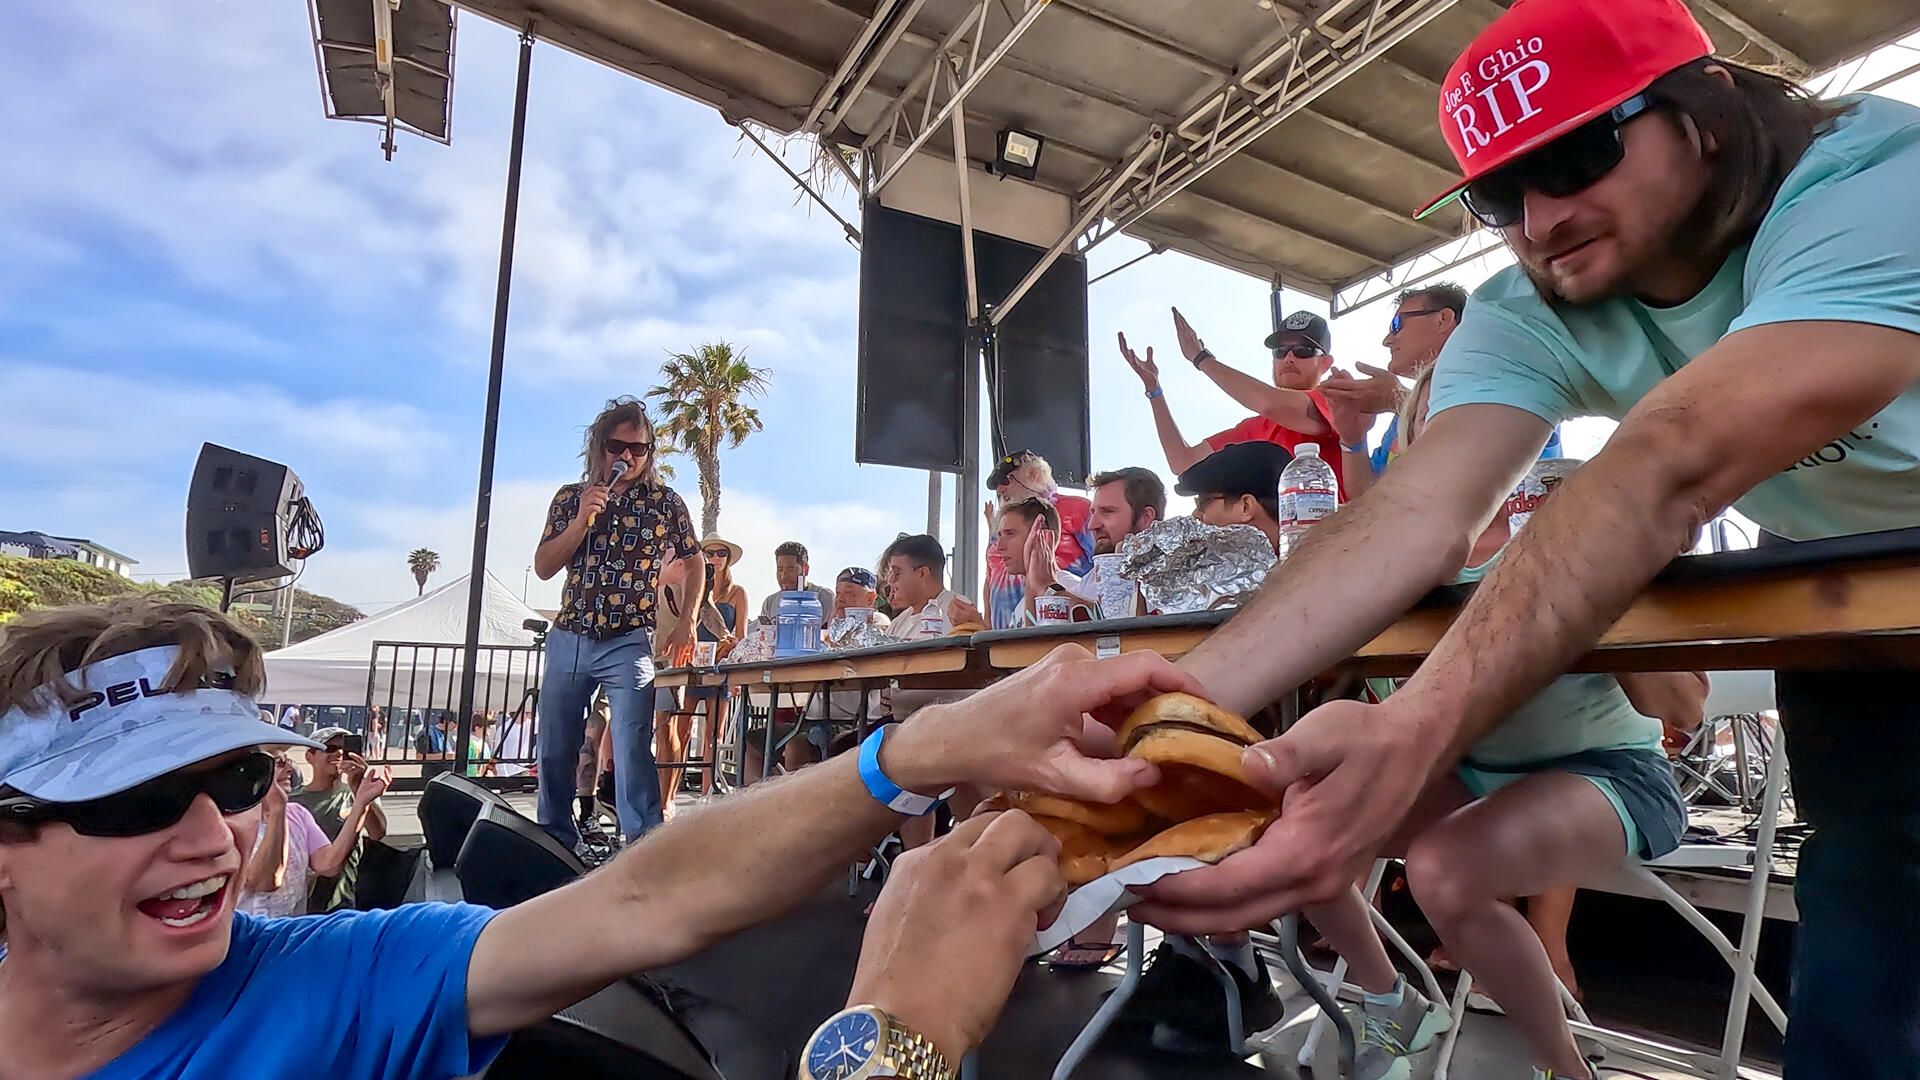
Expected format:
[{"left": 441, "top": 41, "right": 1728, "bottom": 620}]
[{"left": 1116, "top": 517, "right": 1277, "bottom": 615}]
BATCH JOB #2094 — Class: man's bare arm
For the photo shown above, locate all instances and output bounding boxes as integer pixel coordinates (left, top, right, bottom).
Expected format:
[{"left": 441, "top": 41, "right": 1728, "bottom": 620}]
[
  {"left": 1181, "top": 403, "right": 1548, "bottom": 716},
  {"left": 464, "top": 648, "right": 1205, "bottom": 1037},
  {"left": 1393, "top": 321, "right": 1920, "bottom": 752},
  {"left": 1147, "top": 393, "right": 1209, "bottom": 475},
  {"left": 1197, "top": 358, "right": 1331, "bottom": 435}
]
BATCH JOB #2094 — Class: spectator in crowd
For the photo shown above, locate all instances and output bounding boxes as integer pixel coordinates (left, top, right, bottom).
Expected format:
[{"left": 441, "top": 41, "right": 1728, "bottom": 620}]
[
  {"left": 415, "top": 712, "right": 456, "bottom": 782},
  {"left": 533, "top": 396, "right": 700, "bottom": 848},
  {"left": 758, "top": 540, "right": 834, "bottom": 621},
  {"left": 293, "top": 727, "right": 389, "bottom": 913},
  {"left": 795, "top": 568, "right": 893, "bottom": 766},
  {"left": 984, "top": 451, "right": 1095, "bottom": 593},
  {"left": 240, "top": 751, "right": 390, "bottom": 919},
  {"left": 1324, "top": 284, "right": 1565, "bottom": 500},
  {"left": 1178, "top": 441, "right": 1291, "bottom": 552},
  {"left": 1038, "top": 466, "right": 1166, "bottom": 617},
  {"left": 0, "top": 597, "right": 1195, "bottom": 1080},
  {"left": 464, "top": 712, "right": 496, "bottom": 779},
  {"left": 987, "top": 499, "right": 1067, "bottom": 629},
  {"left": 364, "top": 705, "right": 387, "bottom": 758},
  {"left": 1121, "top": 308, "right": 1345, "bottom": 491},
  {"left": 699, "top": 534, "right": 750, "bottom": 639},
  {"left": 883, "top": 534, "right": 981, "bottom": 639},
  {"left": 278, "top": 705, "right": 301, "bottom": 732}
]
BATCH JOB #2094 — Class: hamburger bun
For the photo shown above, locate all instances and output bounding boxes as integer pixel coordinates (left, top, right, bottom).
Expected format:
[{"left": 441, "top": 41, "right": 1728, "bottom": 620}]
[
  {"left": 1117, "top": 694, "right": 1269, "bottom": 820},
  {"left": 1006, "top": 791, "right": 1149, "bottom": 836},
  {"left": 1110, "top": 810, "right": 1273, "bottom": 871},
  {"left": 1031, "top": 816, "right": 1143, "bottom": 885}
]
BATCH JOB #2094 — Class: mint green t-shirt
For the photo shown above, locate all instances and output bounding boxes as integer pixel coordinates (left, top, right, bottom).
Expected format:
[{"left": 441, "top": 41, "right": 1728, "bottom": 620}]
[
  {"left": 1367, "top": 556, "right": 1663, "bottom": 766},
  {"left": 1429, "top": 94, "right": 1920, "bottom": 541}
]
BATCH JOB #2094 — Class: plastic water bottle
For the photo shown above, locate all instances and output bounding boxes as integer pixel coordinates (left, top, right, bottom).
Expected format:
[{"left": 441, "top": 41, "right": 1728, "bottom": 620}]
[
  {"left": 1276, "top": 442, "right": 1339, "bottom": 559},
  {"left": 774, "top": 589, "right": 824, "bottom": 657}
]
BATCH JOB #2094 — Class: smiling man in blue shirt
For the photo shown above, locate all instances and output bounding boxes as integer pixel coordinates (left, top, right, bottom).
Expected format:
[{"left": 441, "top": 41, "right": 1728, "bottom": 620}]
[
  {"left": 1132, "top": 1, "right": 1920, "bottom": 1076},
  {"left": 0, "top": 598, "right": 1200, "bottom": 1079}
]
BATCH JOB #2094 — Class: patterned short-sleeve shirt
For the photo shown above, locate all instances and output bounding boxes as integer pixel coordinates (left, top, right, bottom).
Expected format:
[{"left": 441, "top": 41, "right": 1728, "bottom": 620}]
[{"left": 544, "top": 480, "right": 698, "bottom": 638}]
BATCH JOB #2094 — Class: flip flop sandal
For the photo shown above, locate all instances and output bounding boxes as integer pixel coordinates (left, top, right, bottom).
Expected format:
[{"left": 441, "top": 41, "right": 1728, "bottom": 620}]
[{"left": 1049, "top": 941, "right": 1127, "bottom": 972}]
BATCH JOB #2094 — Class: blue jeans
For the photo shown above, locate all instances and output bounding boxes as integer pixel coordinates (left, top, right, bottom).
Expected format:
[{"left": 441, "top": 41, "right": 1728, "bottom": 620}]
[
  {"left": 536, "top": 626, "right": 662, "bottom": 847},
  {"left": 1776, "top": 668, "right": 1920, "bottom": 1079}
]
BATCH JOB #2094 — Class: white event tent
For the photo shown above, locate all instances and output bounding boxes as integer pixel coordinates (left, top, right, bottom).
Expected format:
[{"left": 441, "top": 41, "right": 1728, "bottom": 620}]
[{"left": 263, "top": 571, "right": 546, "bottom": 710}]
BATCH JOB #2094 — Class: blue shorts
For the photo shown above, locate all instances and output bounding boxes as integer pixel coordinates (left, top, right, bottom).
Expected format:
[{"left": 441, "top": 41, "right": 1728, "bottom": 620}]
[{"left": 1456, "top": 746, "right": 1683, "bottom": 860}]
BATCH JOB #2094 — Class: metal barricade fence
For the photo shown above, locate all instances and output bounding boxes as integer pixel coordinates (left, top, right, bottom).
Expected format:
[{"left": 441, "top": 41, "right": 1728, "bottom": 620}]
[{"left": 363, "top": 640, "right": 545, "bottom": 790}]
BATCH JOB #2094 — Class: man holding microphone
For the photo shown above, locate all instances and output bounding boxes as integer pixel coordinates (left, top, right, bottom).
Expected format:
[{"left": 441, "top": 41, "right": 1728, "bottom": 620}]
[{"left": 535, "top": 396, "right": 700, "bottom": 848}]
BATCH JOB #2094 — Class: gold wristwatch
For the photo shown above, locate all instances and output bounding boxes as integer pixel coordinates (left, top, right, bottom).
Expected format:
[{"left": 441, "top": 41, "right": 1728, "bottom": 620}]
[{"left": 799, "top": 1005, "right": 956, "bottom": 1080}]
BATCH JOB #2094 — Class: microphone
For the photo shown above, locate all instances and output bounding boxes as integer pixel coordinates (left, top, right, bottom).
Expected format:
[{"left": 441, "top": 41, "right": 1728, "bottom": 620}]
[{"left": 589, "top": 459, "right": 629, "bottom": 528}]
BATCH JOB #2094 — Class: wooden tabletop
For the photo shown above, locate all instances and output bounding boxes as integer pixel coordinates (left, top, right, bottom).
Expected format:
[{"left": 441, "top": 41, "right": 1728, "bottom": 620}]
[{"left": 654, "top": 531, "right": 1920, "bottom": 688}]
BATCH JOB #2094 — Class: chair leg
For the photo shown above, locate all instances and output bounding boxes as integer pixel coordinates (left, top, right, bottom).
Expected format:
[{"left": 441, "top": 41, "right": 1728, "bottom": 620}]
[
  {"left": 1717, "top": 726, "right": 1789, "bottom": 1079},
  {"left": 1052, "top": 919, "right": 1147, "bottom": 1080},
  {"left": 1432, "top": 969, "right": 1474, "bottom": 1080},
  {"left": 1299, "top": 860, "right": 1389, "bottom": 1069},
  {"left": 1277, "top": 914, "right": 1355, "bottom": 1076}
]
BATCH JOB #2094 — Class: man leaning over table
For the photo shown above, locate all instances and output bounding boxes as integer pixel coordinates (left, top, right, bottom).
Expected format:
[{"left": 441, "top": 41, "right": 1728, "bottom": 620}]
[{"left": 1127, "top": 2, "right": 1920, "bottom": 1076}]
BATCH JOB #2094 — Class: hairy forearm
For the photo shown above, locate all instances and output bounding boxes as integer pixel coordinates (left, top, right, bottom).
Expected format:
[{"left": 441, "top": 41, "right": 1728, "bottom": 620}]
[
  {"left": 1181, "top": 471, "right": 1474, "bottom": 715},
  {"left": 1148, "top": 396, "right": 1204, "bottom": 474},
  {"left": 468, "top": 750, "right": 905, "bottom": 1035},
  {"left": 1393, "top": 422, "right": 1721, "bottom": 752},
  {"left": 1201, "top": 359, "right": 1324, "bottom": 433}
]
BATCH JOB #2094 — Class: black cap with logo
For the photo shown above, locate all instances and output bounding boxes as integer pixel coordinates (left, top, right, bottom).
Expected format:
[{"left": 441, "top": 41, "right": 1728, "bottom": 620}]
[{"left": 1262, "top": 310, "right": 1331, "bottom": 353}]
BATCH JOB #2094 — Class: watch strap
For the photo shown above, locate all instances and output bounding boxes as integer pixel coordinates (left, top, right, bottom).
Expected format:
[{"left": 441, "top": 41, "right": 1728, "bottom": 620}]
[
  {"left": 1145, "top": 386, "right": 1164, "bottom": 400},
  {"left": 858, "top": 726, "right": 947, "bottom": 816},
  {"left": 880, "top": 1022, "right": 955, "bottom": 1080},
  {"left": 1190, "top": 348, "right": 1214, "bottom": 369}
]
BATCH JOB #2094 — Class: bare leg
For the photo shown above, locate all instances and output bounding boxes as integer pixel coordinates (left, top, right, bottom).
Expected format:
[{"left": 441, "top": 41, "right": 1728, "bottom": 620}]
[
  {"left": 1301, "top": 771, "right": 1475, "bottom": 993},
  {"left": 1525, "top": 885, "right": 1582, "bottom": 1002},
  {"left": 1404, "top": 772, "right": 1627, "bottom": 1077},
  {"left": 654, "top": 707, "right": 690, "bottom": 818}
]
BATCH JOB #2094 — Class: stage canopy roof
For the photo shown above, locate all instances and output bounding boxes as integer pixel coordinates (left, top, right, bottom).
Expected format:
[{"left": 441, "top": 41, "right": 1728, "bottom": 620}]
[{"left": 449, "top": 0, "right": 1920, "bottom": 310}]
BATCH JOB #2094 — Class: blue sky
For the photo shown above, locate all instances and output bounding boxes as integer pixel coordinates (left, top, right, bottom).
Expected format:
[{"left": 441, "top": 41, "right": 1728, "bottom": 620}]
[{"left": 4, "top": 3, "right": 1914, "bottom": 613}]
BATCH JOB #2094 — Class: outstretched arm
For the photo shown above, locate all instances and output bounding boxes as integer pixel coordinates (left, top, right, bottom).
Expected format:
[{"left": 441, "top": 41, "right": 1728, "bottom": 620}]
[
  {"left": 465, "top": 646, "right": 1206, "bottom": 1037},
  {"left": 1174, "top": 307, "right": 1329, "bottom": 435},
  {"left": 1118, "top": 331, "right": 1211, "bottom": 473}
]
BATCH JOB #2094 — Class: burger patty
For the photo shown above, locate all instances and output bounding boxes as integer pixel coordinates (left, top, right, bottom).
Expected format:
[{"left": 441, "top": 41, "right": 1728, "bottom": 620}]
[{"left": 1121, "top": 719, "right": 1253, "bottom": 754}]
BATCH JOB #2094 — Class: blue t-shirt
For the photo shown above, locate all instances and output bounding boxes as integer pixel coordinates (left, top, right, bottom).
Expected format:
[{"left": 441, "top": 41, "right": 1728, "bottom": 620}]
[
  {"left": 1368, "top": 413, "right": 1562, "bottom": 476},
  {"left": 1429, "top": 94, "right": 1920, "bottom": 540},
  {"left": 87, "top": 904, "right": 504, "bottom": 1080}
]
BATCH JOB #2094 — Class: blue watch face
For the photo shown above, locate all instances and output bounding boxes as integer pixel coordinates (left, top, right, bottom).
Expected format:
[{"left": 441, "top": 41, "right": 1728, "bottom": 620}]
[{"left": 807, "top": 1010, "right": 883, "bottom": 1079}]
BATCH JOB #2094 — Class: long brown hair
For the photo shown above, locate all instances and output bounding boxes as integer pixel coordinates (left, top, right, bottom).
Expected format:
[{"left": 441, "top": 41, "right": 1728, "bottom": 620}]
[
  {"left": 1650, "top": 58, "right": 1849, "bottom": 260},
  {"left": 579, "top": 396, "right": 660, "bottom": 486}
]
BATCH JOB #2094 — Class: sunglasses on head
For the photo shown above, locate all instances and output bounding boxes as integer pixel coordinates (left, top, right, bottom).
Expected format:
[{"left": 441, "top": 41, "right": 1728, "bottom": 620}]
[
  {"left": 1389, "top": 308, "right": 1446, "bottom": 334},
  {"left": 0, "top": 751, "right": 276, "bottom": 838},
  {"left": 604, "top": 437, "right": 653, "bottom": 458},
  {"left": 1461, "top": 93, "right": 1655, "bottom": 229},
  {"left": 1273, "top": 344, "right": 1321, "bottom": 360}
]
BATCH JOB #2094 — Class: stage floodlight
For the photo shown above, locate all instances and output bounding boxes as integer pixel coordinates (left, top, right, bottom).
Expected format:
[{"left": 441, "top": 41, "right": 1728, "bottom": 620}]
[
  {"left": 995, "top": 128, "right": 1044, "bottom": 181},
  {"left": 306, "top": 0, "right": 456, "bottom": 160}
]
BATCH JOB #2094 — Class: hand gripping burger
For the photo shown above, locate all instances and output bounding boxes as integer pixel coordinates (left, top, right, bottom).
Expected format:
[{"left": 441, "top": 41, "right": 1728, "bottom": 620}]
[{"left": 993, "top": 693, "right": 1276, "bottom": 885}]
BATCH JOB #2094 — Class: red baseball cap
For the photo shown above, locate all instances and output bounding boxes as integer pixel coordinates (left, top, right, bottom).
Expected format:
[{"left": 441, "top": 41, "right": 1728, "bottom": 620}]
[{"left": 1414, "top": 0, "right": 1713, "bottom": 219}]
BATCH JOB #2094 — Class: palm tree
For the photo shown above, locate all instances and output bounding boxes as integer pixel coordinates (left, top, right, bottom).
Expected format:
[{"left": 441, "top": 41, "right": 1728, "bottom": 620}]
[
  {"left": 408, "top": 549, "right": 441, "bottom": 595},
  {"left": 647, "top": 342, "right": 770, "bottom": 535}
]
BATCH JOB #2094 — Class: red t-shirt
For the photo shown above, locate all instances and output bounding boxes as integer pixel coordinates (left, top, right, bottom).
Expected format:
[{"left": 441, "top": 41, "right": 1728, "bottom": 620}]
[{"left": 1202, "top": 390, "right": 1346, "bottom": 495}]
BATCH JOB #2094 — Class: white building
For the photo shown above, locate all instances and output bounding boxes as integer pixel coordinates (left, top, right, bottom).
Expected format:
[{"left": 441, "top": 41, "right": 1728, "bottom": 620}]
[{"left": 0, "top": 531, "right": 139, "bottom": 577}]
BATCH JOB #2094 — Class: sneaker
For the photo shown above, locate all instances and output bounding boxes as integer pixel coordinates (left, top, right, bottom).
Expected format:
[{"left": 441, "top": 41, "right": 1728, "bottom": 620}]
[
  {"left": 1347, "top": 983, "right": 1452, "bottom": 1080},
  {"left": 1118, "top": 941, "right": 1286, "bottom": 1052}
]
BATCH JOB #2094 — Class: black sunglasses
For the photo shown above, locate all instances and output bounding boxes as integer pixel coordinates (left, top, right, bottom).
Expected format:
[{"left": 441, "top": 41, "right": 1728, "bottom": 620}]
[
  {"left": 1273, "top": 344, "right": 1321, "bottom": 360},
  {"left": 702, "top": 547, "right": 731, "bottom": 559},
  {"left": 1461, "top": 93, "right": 1654, "bottom": 228},
  {"left": 1389, "top": 308, "right": 1445, "bottom": 334},
  {"left": 604, "top": 437, "right": 654, "bottom": 458},
  {"left": 0, "top": 752, "right": 276, "bottom": 838}
]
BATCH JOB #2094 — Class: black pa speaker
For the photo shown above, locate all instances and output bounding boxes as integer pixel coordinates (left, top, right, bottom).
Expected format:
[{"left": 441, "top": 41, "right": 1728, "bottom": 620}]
[{"left": 185, "top": 443, "right": 304, "bottom": 583}]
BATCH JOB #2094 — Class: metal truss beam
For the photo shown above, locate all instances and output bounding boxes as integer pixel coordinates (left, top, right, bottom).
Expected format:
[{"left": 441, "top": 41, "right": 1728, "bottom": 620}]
[
  {"left": 1085, "top": 0, "right": 1464, "bottom": 254},
  {"left": 1693, "top": 0, "right": 1810, "bottom": 75},
  {"left": 1330, "top": 226, "right": 1505, "bottom": 316}
]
